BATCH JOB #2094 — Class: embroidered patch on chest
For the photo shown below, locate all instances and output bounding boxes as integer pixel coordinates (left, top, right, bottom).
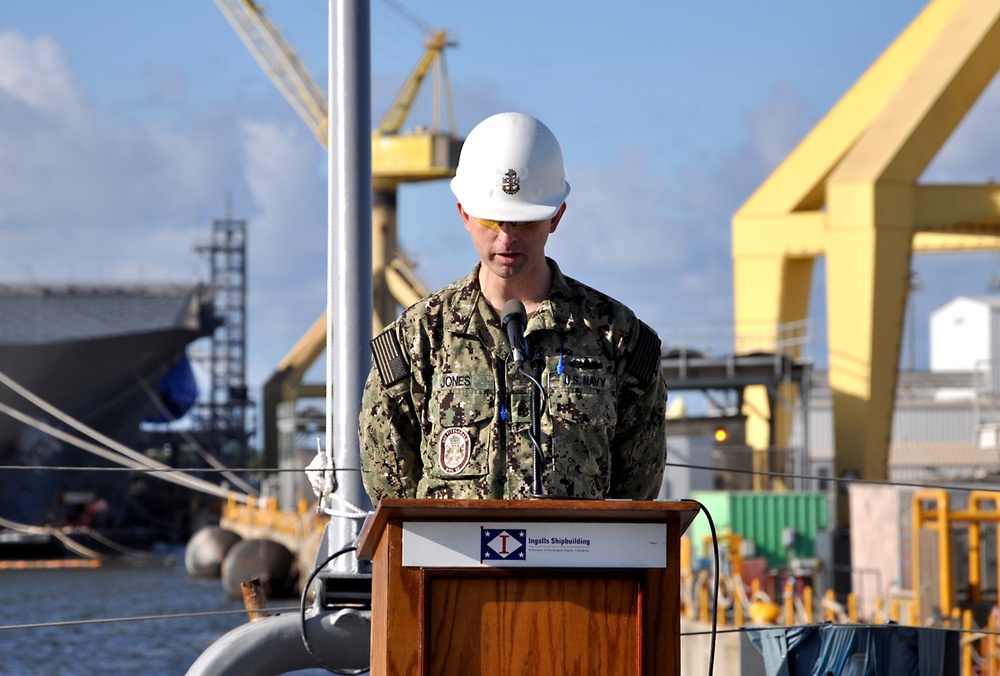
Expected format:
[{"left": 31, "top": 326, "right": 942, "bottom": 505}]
[
  {"left": 438, "top": 427, "right": 471, "bottom": 474},
  {"left": 432, "top": 373, "right": 494, "bottom": 389}
]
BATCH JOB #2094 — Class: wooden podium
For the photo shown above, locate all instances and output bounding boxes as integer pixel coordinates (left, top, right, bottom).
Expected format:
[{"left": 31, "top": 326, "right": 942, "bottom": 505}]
[{"left": 356, "top": 498, "right": 700, "bottom": 676}]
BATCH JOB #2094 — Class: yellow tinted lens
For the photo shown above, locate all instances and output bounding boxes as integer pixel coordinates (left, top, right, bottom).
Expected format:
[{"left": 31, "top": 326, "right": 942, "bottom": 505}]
[
  {"left": 474, "top": 217, "right": 542, "bottom": 231},
  {"left": 474, "top": 217, "right": 501, "bottom": 231}
]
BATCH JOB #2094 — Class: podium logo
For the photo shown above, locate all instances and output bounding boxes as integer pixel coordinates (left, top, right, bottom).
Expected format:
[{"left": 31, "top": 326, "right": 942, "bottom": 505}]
[{"left": 481, "top": 528, "right": 526, "bottom": 562}]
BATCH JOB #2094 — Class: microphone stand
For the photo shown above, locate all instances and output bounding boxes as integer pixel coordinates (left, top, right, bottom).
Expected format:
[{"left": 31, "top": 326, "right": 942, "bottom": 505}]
[
  {"left": 504, "top": 300, "right": 547, "bottom": 498},
  {"left": 523, "top": 345, "right": 546, "bottom": 498}
]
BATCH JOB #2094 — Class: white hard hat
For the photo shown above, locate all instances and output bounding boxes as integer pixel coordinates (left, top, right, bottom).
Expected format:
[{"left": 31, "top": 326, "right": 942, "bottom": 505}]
[{"left": 451, "top": 112, "right": 571, "bottom": 221}]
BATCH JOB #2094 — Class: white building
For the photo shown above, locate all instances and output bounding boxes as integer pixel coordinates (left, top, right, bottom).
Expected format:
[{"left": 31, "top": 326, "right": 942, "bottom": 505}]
[{"left": 930, "top": 295, "right": 1000, "bottom": 399}]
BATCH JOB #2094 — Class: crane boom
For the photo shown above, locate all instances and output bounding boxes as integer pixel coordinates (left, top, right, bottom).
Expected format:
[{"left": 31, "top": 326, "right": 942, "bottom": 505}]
[
  {"left": 215, "top": 0, "right": 328, "bottom": 145},
  {"left": 376, "top": 29, "right": 456, "bottom": 135},
  {"left": 217, "top": 0, "right": 462, "bottom": 464}
]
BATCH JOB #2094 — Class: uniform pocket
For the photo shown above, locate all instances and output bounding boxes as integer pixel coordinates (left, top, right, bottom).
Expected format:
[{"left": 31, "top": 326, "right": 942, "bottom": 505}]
[
  {"left": 544, "top": 358, "right": 617, "bottom": 490},
  {"left": 426, "top": 374, "right": 494, "bottom": 478},
  {"left": 546, "top": 360, "right": 617, "bottom": 427}
]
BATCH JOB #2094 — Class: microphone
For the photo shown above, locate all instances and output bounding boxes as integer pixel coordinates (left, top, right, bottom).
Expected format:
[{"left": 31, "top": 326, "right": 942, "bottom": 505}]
[
  {"left": 501, "top": 299, "right": 528, "bottom": 369},
  {"left": 502, "top": 298, "right": 545, "bottom": 497}
]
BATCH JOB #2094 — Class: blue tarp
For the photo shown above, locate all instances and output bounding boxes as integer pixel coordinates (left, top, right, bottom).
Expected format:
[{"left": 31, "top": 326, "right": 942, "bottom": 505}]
[
  {"left": 146, "top": 356, "right": 198, "bottom": 422},
  {"left": 746, "top": 624, "right": 952, "bottom": 676}
]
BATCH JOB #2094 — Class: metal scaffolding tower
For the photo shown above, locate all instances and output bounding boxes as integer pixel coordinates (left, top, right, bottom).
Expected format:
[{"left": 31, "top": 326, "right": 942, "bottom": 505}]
[{"left": 194, "top": 212, "right": 252, "bottom": 465}]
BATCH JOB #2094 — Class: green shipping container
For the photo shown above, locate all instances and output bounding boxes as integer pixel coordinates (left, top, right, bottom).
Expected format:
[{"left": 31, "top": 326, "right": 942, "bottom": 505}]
[{"left": 686, "top": 491, "right": 829, "bottom": 569}]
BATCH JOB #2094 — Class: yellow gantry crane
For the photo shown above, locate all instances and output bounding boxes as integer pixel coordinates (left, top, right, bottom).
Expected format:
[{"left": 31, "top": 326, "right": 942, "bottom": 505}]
[
  {"left": 732, "top": 0, "right": 1000, "bottom": 524},
  {"left": 215, "top": 0, "right": 463, "bottom": 465}
]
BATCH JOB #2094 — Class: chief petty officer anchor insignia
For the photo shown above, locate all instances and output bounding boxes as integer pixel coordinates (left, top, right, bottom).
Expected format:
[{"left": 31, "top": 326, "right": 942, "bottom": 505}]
[{"left": 502, "top": 169, "right": 520, "bottom": 195}]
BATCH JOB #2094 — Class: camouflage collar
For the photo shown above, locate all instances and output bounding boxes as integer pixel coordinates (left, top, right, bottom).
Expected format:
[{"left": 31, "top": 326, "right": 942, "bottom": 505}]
[
  {"left": 534, "top": 258, "right": 578, "bottom": 334},
  {"left": 445, "top": 259, "right": 578, "bottom": 341}
]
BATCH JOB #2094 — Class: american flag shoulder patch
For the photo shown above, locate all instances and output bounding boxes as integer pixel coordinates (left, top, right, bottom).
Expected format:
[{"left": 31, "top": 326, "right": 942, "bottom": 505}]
[
  {"left": 626, "top": 321, "right": 661, "bottom": 388},
  {"left": 371, "top": 328, "right": 409, "bottom": 388}
]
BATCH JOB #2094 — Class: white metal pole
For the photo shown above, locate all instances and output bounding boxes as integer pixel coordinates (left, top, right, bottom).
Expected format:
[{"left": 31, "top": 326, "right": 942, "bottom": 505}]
[{"left": 326, "top": 0, "right": 373, "bottom": 571}]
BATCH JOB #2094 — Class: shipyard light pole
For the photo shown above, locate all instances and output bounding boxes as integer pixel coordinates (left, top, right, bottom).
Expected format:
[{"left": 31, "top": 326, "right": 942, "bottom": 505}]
[{"left": 325, "top": 0, "right": 375, "bottom": 568}]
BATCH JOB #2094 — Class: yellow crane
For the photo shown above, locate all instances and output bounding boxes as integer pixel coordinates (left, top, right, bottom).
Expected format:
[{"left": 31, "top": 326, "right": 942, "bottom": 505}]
[
  {"left": 215, "top": 0, "right": 327, "bottom": 144},
  {"left": 370, "top": 27, "right": 460, "bottom": 330},
  {"left": 215, "top": 0, "right": 463, "bottom": 466},
  {"left": 732, "top": 0, "right": 1000, "bottom": 524}
]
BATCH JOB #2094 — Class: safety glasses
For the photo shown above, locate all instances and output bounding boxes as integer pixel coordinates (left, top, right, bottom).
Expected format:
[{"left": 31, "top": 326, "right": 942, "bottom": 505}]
[{"left": 474, "top": 216, "right": 544, "bottom": 231}]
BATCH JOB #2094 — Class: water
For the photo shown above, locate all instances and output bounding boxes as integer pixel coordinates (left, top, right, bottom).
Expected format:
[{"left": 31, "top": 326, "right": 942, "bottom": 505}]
[{"left": 0, "top": 547, "right": 310, "bottom": 675}]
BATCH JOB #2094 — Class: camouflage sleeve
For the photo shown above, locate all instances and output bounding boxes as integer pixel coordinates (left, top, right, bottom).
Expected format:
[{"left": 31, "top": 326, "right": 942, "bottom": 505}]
[
  {"left": 358, "top": 327, "right": 423, "bottom": 502},
  {"left": 609, "top": 320, "right": 667, "bottom": 500}
]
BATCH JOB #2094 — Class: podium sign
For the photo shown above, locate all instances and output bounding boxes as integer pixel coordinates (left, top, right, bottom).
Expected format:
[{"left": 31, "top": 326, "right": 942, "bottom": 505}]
[
  {"left": 402, "top": 521, "right": 668, "bottom": 568},
  {"left": 356, "top": 499, "right": 699, "bottom": 676}
]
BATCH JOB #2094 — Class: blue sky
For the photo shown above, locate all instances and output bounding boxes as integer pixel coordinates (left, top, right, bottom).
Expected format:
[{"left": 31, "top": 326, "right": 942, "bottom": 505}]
[{"left": 2, "top": 0, "right": 1000, "bottom": 403}]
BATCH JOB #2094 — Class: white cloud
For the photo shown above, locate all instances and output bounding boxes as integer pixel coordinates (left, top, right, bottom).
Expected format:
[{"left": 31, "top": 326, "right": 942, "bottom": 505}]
[
  {"left": 545, "top": 86, "right": 813, "bottom": 342},
  {"left": 0, "top": 32, "right": 244, "bottom": 281},
  {"left": 238, "top": 118, "right": 328, "bottom": 386},
  {"left": 0, "top": 31, "right": 86, "bottom": 116},
  {"left": 744, "top": 83, "right": 810, "bottom": 172},
  {"left": 0, "top": 30, "right": 329, "bottom": 395}
]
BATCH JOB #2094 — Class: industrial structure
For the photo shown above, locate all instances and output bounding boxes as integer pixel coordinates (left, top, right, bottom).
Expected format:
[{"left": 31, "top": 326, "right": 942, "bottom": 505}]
[
  {"left": 190, "top": 211, "right": 253, "bottom": 468},
  {"left": 732, "top": 0, "right": 1000, "bottom": 525},
  {"left": 661, "top": 346, "right": 812, "bottom": 492}
]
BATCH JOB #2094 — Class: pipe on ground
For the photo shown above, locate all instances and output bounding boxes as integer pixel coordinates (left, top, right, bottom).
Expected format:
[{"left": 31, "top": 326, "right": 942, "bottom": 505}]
[{"left": 185, "top": 607, "right": 370, "bottom": 675}]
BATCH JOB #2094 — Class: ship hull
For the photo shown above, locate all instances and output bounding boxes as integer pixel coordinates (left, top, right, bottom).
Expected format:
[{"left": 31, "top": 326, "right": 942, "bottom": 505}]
[{"left": 0, "top": 283, "right": 217, "bottom": 551}]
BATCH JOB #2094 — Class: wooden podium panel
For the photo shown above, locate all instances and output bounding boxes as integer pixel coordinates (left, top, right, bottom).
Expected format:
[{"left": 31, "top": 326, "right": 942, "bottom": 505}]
[
  {"left": 426, "top": 572, "right": 640, "bottom": 675},
  {"left": 356, "top": 499, "right": 699, "bottom": 676}
]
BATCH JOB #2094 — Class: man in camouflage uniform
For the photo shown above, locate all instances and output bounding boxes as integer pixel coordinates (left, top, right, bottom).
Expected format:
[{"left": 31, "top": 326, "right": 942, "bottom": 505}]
[{"left": 359, "top": 113, "right": 666, "bottom": 502}]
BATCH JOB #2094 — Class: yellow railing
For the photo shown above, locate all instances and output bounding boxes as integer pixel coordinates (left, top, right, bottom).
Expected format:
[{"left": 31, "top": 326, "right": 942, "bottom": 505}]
[
  {"left": 682, "top": 528, "right": 1000, "bottom": 676},
  {"left": 684, "top": 573, "right": 861, "bottom": 628},
  {"left": 222, "top": 494, "right": 327, "bottom": 539}
]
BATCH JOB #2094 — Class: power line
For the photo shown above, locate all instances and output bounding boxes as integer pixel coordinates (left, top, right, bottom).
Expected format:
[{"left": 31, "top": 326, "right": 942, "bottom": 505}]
[
  {"left": 664, "top": 460, "right": 1000, "bottom": 495},
  {"left": 378, "top": 0, "right": 431, "bottom": 33},
  {"left": 678, "top": 622, "right": 997, "bottom": 639},
  {"left": 0, "top": 457, "right": 992, "bottom": 496},
  {"left": 0, "top": 465, "right": 359, "bottom": 474},
  {"left": 0, "top": 606, "right": 299, "bottom": 632},
  {"left": 0, "top": 605, "right": 993, "bottom": 640}
]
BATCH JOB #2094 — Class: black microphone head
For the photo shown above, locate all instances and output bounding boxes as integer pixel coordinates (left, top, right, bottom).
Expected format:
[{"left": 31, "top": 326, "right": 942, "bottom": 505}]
[{"left": 501, "top": 299, "right": 527, "bottom": 327}]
